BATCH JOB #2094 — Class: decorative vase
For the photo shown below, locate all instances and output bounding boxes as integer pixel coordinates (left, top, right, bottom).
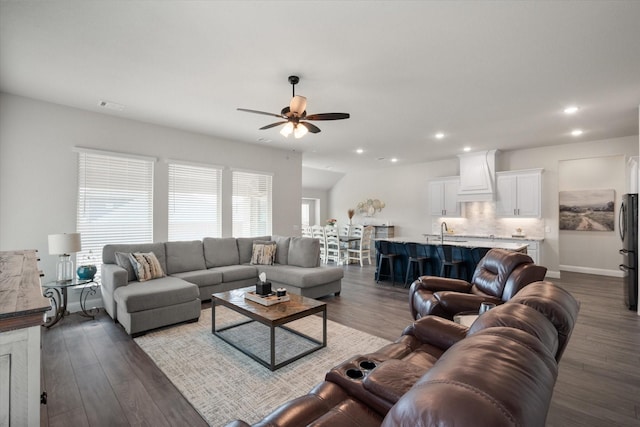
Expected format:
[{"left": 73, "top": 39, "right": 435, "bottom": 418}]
[{"left": 77, "top": 264, "right": 97, "bottom": 280}]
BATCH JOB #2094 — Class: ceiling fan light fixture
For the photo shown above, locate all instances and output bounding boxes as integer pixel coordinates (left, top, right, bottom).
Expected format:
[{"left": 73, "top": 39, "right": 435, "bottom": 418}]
[
  {"left": 280, "top": 122, "right": 294, "bottom": 137},
  {"left": 290, "top": 95, "right": 307, "bottom": 115},
  {"left": 294, "top": 123, "right": 308, "bottom": 139}
]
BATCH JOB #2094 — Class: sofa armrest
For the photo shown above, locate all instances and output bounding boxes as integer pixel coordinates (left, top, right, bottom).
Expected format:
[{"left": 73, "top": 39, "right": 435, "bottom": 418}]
[
  {"left": 402, "top": 316, "right": 468, "bottom": 350},
  {"left": 435, "top": 291, "right": 501, "bottom": 316},
  {"left": 414, "top": 276, "right": 472, "bottom": 293},
  {"left": 101, "top": 263, "right": 129, "bottom": 294}
]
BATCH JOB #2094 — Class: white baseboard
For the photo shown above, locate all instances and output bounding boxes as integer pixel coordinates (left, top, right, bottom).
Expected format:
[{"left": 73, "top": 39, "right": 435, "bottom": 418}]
[
  {"left": 545, "top": 270, "right": 561, "bottom": 279},
  {"left": 559, "top": 265, "right": 623, "bottom": 278}
]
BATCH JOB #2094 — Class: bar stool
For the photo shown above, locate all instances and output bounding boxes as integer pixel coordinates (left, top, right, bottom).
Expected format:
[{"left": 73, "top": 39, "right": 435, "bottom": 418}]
[
  {"left": 376, "top": 240, "right": 399, "bottom": 285},
  {"left": 436, "top": 245, "right": 466, "bottom": 279},
  {"left": 404, "top": 242, "right": 431, "bottom": 286}
]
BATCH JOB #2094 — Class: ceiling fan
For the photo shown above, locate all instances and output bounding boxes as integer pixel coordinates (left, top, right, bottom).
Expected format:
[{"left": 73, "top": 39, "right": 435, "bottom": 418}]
[{"left": 237, "top": 75, "right": 350, "bottom": 139}]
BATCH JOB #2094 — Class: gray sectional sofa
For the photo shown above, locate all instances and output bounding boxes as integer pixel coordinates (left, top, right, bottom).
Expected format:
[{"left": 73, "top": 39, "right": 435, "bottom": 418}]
[{"left": 101, "top": 236, "right": 343, "bottom": 336}]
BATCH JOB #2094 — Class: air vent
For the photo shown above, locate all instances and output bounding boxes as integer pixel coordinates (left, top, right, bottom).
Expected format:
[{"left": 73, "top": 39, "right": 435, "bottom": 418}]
[{"left": 98, "top": 100, "right": 125, "bottom": 111}]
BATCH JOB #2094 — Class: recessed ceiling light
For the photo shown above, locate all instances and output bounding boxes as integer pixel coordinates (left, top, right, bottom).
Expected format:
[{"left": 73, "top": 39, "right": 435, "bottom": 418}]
[
  {"left": 463, "top": 147, "right": 471, "bottom": 152},
  {"left": 356, "top": 148, "right": 364, "bottom": 154},
  {"left": 390, "top": 158, "right": 398, "bottom": 163},
  {"left": 571, "top": 129, "right": 583, "bottom": 136},
  {"left": 435, "top": 132, "right": 445, "bottom": 139},
  {"left": 564, "top": 106, "right": 579, "bottom": 114}
]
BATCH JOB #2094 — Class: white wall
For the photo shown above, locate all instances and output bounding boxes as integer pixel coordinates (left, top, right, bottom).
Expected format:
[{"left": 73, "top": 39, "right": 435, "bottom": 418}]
[
  {"left": 329, "top": 136, "right": 638, "bottom": 276},
  {"left": 302, "top": 188, "right": 329, "bottom": 226},
  {"left": 558, "top": 156, "right": 625, "bottom": 276},
  {"left": 0, "top": 94, "right": 302, "bottom": 281}
]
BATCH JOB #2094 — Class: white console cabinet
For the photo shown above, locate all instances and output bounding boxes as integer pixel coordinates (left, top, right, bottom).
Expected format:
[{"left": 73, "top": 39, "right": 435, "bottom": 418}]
[
  {"left": 0, "top": 250, "right": 49, "bottom": 427},
  {"left": 496, "top": 169, "right": 543, "bottom": 218},
  {"left": 429, "top": 177, "right": 464, "bottom": 217}
]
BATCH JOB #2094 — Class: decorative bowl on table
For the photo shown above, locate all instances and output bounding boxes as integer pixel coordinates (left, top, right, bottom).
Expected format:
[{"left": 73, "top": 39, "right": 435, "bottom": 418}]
[{"left": 77, "top": 264, "right": 97, "bottom": 280}]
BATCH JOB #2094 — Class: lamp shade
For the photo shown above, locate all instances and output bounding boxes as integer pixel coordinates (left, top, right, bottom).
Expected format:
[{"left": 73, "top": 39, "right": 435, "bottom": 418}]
[{"left": 48, "top": 233, "right": 81, "bottom": 255}]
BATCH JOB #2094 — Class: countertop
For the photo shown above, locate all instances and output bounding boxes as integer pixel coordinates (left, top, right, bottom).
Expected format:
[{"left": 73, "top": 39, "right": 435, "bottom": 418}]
[
  {"left": 378, "top": 236, "right": 530, "bottom": 251},
  {"left": 422, "top": 233, "right": 544, "bottom": 242}
]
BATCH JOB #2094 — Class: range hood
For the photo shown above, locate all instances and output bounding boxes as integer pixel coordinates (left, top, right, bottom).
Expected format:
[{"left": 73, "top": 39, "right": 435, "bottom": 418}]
[{"left": 457, "top": 149, "right": 497, "bottom": 202}]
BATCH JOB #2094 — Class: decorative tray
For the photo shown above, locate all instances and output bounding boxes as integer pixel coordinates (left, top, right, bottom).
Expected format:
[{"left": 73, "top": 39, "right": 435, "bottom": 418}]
[{"left": 244, "top": 291, "right": 290, "bottom": 306}]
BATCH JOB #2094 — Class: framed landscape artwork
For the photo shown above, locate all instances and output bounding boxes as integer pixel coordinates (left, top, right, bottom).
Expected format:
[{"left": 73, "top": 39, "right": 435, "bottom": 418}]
[{"left": 559, "top": 189, "right": 615, "bottom": 231}]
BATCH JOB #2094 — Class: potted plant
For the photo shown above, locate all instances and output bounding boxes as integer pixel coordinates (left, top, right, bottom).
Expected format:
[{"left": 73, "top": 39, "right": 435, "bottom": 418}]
[{"left": 77, "top": 250, "right": 97, "bottom": 280}]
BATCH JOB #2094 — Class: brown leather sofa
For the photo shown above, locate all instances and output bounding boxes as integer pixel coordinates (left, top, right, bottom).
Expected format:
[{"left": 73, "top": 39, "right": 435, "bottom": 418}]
[
  {"left": 409, "top": 247, "right": 547, "bottom": 320},
  {"left": 226, "top": 281, "right": 579, "bottom": 427}
]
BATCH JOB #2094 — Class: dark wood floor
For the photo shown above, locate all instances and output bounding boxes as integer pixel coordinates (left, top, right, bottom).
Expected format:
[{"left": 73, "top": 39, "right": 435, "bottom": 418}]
[{"left": 40, "top": 266, "right": 640, "bottom": 426}]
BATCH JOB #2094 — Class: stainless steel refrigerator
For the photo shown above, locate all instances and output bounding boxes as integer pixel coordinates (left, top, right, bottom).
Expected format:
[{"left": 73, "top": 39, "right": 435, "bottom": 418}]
[{"left": 619, "top": 193, "right": 638, "bottom": 310}]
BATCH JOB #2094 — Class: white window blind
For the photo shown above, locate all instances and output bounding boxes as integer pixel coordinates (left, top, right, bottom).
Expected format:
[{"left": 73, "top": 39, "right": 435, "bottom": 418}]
[
  {"left": 232, "top": 170, "right": 272, "bottom": 237},
  {"left": 168, "top": 162, "right": 222, "bottom": 241},
  {"left": 76, "top": 151, "right": 154, "bottom": 274}
]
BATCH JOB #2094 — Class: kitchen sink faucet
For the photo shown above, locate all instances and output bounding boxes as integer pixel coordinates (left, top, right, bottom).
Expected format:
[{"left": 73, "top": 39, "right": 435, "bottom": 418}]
[{"left": 440, "top": 221, "right": 448, "bottom": 244}]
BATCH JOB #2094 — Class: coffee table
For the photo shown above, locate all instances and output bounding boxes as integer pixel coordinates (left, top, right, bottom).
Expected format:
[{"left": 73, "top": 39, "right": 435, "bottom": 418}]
[{"left": 211, "top": 287, "right": 327, "bottom": 371}]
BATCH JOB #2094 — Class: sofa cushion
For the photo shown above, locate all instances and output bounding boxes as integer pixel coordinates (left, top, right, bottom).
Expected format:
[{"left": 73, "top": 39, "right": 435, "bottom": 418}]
[
  {"left": 128, "top": 252, "right": 165, "bottom": 282},
  {"left": 171, "top": 269, "right": 223, "bottom": 287},
  {"left": 103, "top": 242, "right": 167, "bottom": 273},
  {"left": 165, "top": 240, "right": 206, "bottom": 274},
  {"left": 251, "top": 241, "right": 277, "bottom": 265},
  {"left": 203, "top": 237, "right": 240, "bottom": 268},
  {"left": 287, "top": 237, "right": 320, "bottom": 268},
  {"left": 211, "top": 265, "right": 258, "bottom": 282},
  {"left": 113, "top": 276, "right": 199, "bottom": 313},
  {"left": 237, "top": 236, "right": 271, "bottom": 264},
  {"left": 258, "top": 265, "right": 343, "bottom": 288},
  {"left": 115, "top": 251, "right": 137, "bottom": 282},
  {"left": 271, "top": 235, "right": 291, "bottom": 265}
]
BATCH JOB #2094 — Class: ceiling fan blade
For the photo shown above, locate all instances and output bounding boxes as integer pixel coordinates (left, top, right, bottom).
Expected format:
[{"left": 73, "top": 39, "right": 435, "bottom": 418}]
[
  {"left": 300, "top": 121, "right": 321, "bottom": 134},
  {"left": 259, "top": 121, "right": 288, "bottom": 130},
  {"left": 304, "top": 113, "right": 350, "bottom": 121},
  {"left": 237, "top": 108, "right": 284, "bottom": 119}
]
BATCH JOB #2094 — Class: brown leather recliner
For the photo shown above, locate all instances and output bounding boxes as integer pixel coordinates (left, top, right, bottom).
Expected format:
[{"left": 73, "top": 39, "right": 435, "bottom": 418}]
[
  {"left": 226, "top": 281, "right": 580, "bottom": 427},
  {"left": 409, "top": 248, "right": 547, "bottom": 320}
]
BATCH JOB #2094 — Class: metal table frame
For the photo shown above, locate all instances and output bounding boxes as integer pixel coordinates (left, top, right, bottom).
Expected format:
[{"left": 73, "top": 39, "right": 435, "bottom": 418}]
[
  {"left": 212, "top": 294, "right": 327, "bottom": 371},
  {"left": 42, "top": 279, "right": 100, "bottom": 328}
]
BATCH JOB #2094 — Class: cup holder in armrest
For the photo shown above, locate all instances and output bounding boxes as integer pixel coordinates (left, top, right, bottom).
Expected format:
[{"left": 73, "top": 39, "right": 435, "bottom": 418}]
[
  {"left": 346, "top": 368, "right": 364, "bottom": 380},
  {"left": 359, "top": 360, "right": 377, "bottom": 371}
]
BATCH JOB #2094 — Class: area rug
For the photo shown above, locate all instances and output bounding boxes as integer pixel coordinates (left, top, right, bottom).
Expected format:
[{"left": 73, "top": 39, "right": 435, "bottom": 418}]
[{"left": 134, "top": 307, "right": 391, "bottom": 426}]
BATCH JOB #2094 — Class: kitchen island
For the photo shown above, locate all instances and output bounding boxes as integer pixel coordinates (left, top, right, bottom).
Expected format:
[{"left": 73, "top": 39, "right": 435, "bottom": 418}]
[{"left": 374, "top": 237, "right": 530, "bottom": 285}]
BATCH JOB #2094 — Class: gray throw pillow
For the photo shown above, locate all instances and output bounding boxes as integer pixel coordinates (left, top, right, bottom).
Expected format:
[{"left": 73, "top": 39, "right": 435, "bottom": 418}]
[
  {"left": 288, "top": 237, "right": 320, "bottom": 268},
  {"left": 114, "top": 251, "right": 136, "bottom": 282}
]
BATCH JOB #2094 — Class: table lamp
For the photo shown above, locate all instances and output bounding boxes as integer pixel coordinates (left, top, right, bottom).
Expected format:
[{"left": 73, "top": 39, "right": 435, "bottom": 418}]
[{"left": 48, "top": 232, "right": 81, "bottom": 282}]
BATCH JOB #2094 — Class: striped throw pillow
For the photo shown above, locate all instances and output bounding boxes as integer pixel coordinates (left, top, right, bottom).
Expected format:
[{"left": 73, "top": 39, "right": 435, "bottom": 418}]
[{"left": 128, "top": 252, "right": 165, "bottom": 282}]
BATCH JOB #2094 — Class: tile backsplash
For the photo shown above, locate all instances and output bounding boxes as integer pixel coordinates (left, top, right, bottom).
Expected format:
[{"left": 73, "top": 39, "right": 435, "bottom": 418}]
[{"left": 431, "top": 202, "right": 545, "bottom": 239}]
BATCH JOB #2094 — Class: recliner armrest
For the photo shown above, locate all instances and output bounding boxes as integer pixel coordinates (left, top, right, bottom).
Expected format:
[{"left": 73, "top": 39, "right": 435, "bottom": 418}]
[
  {"left": 414, "top": 276, "right": 472, "bottom": 293},
  {"left": 435, "top": 291, "right": 501, "bottom": 315},
  {"left": 402, "top": 315, "right": 468, "bottom": 350}
]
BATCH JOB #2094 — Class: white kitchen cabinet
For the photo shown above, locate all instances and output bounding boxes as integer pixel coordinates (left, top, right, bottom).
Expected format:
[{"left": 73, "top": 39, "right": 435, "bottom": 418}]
[
  {"left": 526, "top": 241, "right": 539, "bottom": 264},
  {"left": 496, "top": 169, "right": 543, "bottom": 217},
  {"left": 429, "top": 178, "right": 464, "bottom": 217}
]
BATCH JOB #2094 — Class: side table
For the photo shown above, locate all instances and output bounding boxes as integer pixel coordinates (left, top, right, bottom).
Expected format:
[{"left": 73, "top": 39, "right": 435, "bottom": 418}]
[{"left": 42, "top": 278, "right": 100, "bottom": 328}]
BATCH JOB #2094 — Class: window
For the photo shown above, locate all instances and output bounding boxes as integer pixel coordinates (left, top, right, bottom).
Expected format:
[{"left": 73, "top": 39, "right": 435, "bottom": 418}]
[
  {"left": 168, "top": 162, "right": 222, "bottom": 241},
  {"left": 232, "top": 170, "right": 272, "bottom": 237},
  {"left": 76, "top": 148, "right": 154, "bottom": 275}
]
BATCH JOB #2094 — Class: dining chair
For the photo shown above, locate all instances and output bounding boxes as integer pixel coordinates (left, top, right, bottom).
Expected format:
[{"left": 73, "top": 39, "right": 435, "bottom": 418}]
[
  {"left": 325, "top": 226, "right": 341, "bottom": 264},
  {"left": 347, "top": 225, "right": 374, "bottom": 266},
  {"left": 301, "top": 225, "right": 312, "bottom": 237},
  {"left": 311, "top": 225, "right": 327, "bottom": 263}
]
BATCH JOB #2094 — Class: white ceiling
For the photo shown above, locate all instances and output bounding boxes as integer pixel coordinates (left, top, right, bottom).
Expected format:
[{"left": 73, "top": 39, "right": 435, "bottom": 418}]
[{"left": 1, "top": 1, "right": 639, "bottom": 185}]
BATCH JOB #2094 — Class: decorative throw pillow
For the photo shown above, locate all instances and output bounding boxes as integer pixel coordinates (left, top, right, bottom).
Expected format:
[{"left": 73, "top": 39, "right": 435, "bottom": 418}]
[
  {"left": 128, "top": 252, "right": 165, "bottom": 282},
  {"left": 114, "top": 251, "right": 136, "bottom": 282},
  {"left": 250, "top": 241, "right": 277, "bottom": 265}
]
